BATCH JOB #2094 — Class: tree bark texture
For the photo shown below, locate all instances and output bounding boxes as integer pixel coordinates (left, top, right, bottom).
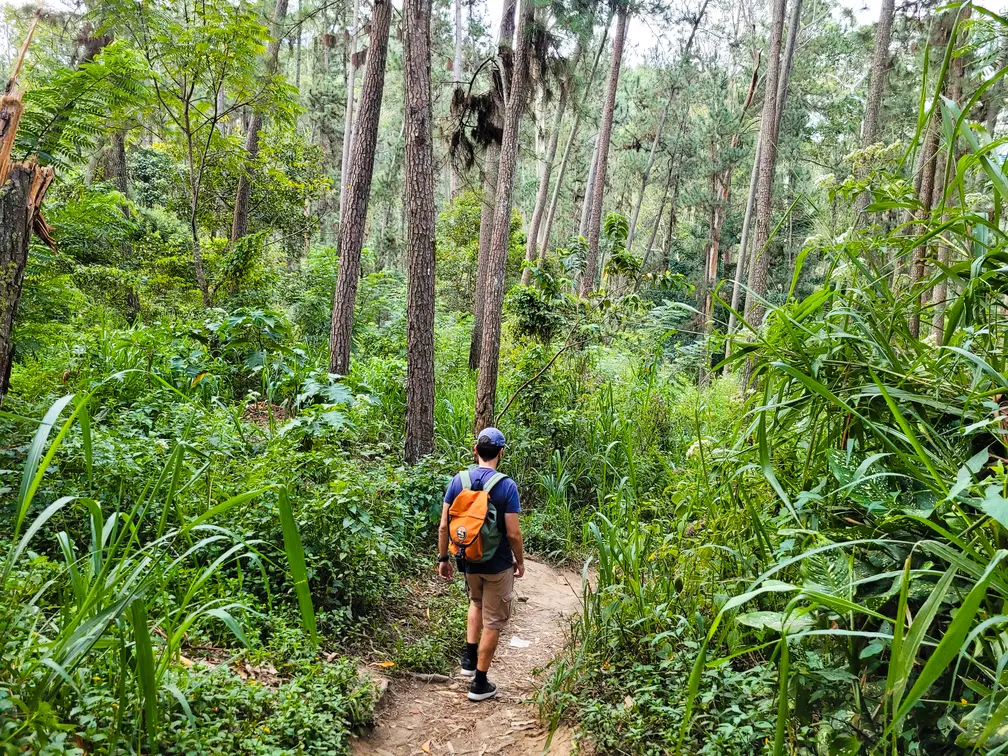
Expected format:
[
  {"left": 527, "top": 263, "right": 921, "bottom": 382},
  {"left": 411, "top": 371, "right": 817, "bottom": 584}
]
[
  {"left": 328, "top": 0, "right": 392, "bottom": 374},
  {"left": 404, "top": 0, "right": 436, "bottom": 464},
  {"left": 580, "top": 7, "right": 628, "bottom": 298},
  {"left": 539, "top": 16, "right": 612, "bottom": 262},
  {"left": 468, "top": 0, "right": 517, "bottom": 371},
  {"left": 231, "top": 0, "right": 290, "bottom": 243},
  {"left": 473, "top": 2, "right": 533, "bottom": 434}
]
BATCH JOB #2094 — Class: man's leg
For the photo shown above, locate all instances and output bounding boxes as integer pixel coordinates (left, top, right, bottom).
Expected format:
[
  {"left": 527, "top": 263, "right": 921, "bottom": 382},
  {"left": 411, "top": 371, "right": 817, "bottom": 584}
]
[
  {"left": 476, "top": 627, "right": 499, "bottom": 671},
  {"left": 467, "top": 602, "right": 482, "bottom": 644},
  {"left": 468, "top": 569, "right": 514, "bottom": 701}
]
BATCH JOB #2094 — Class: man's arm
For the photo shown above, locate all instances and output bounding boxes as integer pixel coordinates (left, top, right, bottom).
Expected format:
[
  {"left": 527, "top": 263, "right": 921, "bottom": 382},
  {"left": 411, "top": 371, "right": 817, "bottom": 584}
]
[
  {"left": 504, "top": 512, "right": 525, "bottom": 578},
  {"left": 438, "top": 502, "right": 452, "bottom": 579}
]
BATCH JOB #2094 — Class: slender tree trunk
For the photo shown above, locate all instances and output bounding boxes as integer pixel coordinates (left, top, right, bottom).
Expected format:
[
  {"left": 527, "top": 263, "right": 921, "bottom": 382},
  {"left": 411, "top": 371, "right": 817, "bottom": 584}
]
[
  {"left": 539, "top": 17, "right": 612, "bottom": 262},
  {"left": 328, "top": 0, "right": 392, "bottom": 374},
  {"left": 522, "top": 79, "right": 569, "bottom": 284},
  {"left": 580, "top": 7, "right": 629, "bottom": 298},
  {"left": 404, "top": 0, "right": 436, "bottom": 463},
  {"left": 638, "top": 162, "right": 673, "bottom": 275},
  {"left": 626, "top": 0, "right": 710, "bottom": 252},
  {"left": 908, "top": 15, "right": 953, "bottom": 338},
  {"left": 473, "top": 2, "right": 533, "bottom": 433},
  {"left": 854, "top": 0, "right": 895, "bottom": 218},
  {"left": 726, "top": 142, "right": 759, "bottom": 353},
  {"left": 932, "top": 10, "right": 969, "bottom": 343},
  {"left": 739, "top": 0, "right": 789, "bottom": 386},
  {"left": 449, "top": 0, "right": 464, "bottom": 198},
  {"left": 627, "top": 97, "right": 670, "bottom": 252},
  {"left": 338, "top": 0, "right": 362, "bottom": 223},
  {"left": 909, "top": 116, "right": 939, "bottom": 338},
  {"left": 231, "top": 0, "right": 290, "bottom": 243},
  {"left": 579, "top": 134, "right": 599, "bottom": 238},
  {"left": 468, "top": 0, "right": 517, "bottom": 371}
]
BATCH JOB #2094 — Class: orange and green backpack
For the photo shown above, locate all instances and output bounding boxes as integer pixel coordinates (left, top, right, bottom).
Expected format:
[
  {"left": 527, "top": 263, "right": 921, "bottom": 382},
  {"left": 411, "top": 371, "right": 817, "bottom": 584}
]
[{"left": 447, "top": 468, "right": 507, "bottom": 564}]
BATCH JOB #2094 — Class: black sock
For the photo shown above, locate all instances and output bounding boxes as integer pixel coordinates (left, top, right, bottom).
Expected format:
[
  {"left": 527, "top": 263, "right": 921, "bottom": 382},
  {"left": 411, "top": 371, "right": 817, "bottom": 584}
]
[
  {"left": 474, "top": 669, "right": 487, "bottom": 686},
  {"left": 466, "top": 642, "right": 478, "bottom": 659}
]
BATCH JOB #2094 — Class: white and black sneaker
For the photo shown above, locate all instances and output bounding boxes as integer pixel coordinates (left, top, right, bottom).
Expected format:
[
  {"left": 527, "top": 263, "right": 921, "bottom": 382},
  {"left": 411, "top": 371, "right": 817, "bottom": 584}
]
[
  {"left": 459, "top": 647, "right": 477, "bottom": 678},
  {"left": 467, "top": 677, "right": 498, "bottom": 701}
]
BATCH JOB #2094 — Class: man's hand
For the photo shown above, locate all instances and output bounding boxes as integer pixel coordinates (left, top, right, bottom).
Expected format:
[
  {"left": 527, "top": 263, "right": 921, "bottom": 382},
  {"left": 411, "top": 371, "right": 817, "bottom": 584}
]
[
  {"left": 438, "top": 559, "right": 453, "bottom": 580},
  {"left": 514, "top": 560, "right": 525, "bottom": 579}
]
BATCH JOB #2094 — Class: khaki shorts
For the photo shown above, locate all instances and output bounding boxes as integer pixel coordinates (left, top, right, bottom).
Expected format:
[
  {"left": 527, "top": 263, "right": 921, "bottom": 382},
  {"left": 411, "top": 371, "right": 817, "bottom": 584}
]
[{"left": 465, "top": 569, "right": 515, "bottom": 630}]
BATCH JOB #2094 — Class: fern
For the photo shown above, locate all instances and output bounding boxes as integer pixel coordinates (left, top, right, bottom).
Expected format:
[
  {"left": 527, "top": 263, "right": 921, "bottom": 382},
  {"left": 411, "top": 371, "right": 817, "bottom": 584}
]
[{"left": 17, "top": 41, "right": 150, "bottom": 170}]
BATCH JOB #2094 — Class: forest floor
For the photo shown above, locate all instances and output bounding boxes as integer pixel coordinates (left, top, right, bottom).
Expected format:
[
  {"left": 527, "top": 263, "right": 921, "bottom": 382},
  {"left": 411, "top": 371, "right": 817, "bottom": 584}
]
[{"left": 352, "top": 559, "right": 583, "bottom": 756}]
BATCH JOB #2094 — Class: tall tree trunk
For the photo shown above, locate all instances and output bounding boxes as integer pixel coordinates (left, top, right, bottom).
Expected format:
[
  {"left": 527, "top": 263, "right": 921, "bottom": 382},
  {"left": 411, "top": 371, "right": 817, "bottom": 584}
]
[
  {"left": 908, "top": 15, "right": 952, "bottom": 339},
  {"left": 468, "top": 0, "right": 518, "bottom": 371},
  {"left": 932, "top": 9, "right": 968, "bottom": 343},
  {"left": 579, "top": 134, "right": 599, "bottom": 238},
  {"left": 449, "top": 0, "right": 464, "bottom": 198},
  {"left": 539, "top": 16, "right": 612, "bottom": 262},
  {"left": 725, "top": 141, "right": 758, "bottom": 355},
  {"left": 580, "top": 7, "right": 629, "bottom": 298},
  {"left": 338, "top": 0, "right": 362, "bottom": 224},
  {"left": 638, "top": 161, "right": 673, "bottom": 275},
  {"left": 404, "top": 0, "right": 436, "bottom": 463},
  {"left": 521, "top": 76, "right": 570, "bottom": 285},
  {"left": 231, "top": 0, "right": 290, "bottom": 243},
  {"left": 854, "top": 0, "right": 895, "bottom": 218},
  {"left": 739, "top": 0, "right": 789, "bottom": 386},
  {"left": 327, "top": 0, "right": 392, "bottom": 374},
  {"left": 908, "top": 116, "right": 939, "bottom": 338},
  {"left": 473, "top": 2, "right": 534, "bottom": 434}
]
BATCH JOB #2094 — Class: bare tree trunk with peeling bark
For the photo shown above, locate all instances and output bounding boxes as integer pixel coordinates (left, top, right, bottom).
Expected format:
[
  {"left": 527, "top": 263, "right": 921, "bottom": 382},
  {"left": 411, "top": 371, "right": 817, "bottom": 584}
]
[
  {"left": 473, "top": 2, "right": 533, "bottom": 434},
  {"left": 231, "top": 0, "right": 290, "bottom": 243},
  {"left": 580, "top": 7, "right": 628, "bottom": 298},
  {"left": 328, "top": 0, "right": 392, "bottom": 374},
  {"left": 468, "top": 0, "right": 517, "bottom": 371},
  {"left": 404, "top": 0, "right": 436, "bottom": 463}
]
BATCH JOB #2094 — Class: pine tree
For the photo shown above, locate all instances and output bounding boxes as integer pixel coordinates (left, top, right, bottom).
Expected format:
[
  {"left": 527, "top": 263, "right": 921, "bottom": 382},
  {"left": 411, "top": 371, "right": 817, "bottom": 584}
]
[
  {"left": 404, "top": 0, "right": 436, "bottom": 463},
  {"left": 328, "top": 0, "right": 392, "bottom": 374}
]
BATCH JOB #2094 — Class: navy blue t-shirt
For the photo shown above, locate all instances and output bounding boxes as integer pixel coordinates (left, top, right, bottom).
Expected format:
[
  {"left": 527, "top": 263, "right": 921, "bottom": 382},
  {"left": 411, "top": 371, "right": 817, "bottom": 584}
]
[{"left": 444, "top": 467, "right": 521, "bottom": 575}]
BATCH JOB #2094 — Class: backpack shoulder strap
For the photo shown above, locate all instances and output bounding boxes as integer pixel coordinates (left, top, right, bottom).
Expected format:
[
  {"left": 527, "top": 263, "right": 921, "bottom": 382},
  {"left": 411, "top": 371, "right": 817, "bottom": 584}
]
[
  {"left": 459, "top": 469, "right": 473, "bottom": 491},
  {"left": 483, "top": 471, "right": 508, "bottom": 494}
]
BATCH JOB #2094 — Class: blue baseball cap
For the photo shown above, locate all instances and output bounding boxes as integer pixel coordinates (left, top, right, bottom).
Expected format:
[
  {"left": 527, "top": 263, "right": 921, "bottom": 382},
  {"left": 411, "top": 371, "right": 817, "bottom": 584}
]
[{"left": 476, "top": 427, "right": 506, "bottom": 448}]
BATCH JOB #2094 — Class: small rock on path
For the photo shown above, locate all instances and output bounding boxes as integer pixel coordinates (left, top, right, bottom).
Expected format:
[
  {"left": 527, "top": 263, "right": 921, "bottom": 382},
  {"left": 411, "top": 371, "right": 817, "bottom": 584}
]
[{"left": 353, "top": 559, "right": 582, "bottom": 756}]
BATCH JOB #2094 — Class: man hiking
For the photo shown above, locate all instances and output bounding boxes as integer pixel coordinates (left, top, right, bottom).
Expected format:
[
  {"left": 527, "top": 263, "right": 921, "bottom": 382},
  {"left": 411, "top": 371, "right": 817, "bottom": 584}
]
[{"left": 437, "top": 427, "right": 525, "bottom": 701}]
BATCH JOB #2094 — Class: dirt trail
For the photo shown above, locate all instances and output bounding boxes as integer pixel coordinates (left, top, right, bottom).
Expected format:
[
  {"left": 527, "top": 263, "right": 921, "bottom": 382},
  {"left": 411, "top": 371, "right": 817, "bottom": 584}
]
[{"left": 353, "top": 559, "right": 582, "bottom": 756}]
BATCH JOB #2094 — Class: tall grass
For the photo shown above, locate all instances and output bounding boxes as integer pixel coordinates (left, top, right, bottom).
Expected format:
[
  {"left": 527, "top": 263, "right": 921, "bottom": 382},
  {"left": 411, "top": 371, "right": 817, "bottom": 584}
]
[{"left": 0, "top": 390, "right": 316, "bottom": 750}]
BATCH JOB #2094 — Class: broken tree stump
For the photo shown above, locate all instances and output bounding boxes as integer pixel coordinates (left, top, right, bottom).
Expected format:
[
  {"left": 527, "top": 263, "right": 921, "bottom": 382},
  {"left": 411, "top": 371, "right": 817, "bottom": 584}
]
[{"left": 0, "top": 14, "right": 57, "bottom": 401}]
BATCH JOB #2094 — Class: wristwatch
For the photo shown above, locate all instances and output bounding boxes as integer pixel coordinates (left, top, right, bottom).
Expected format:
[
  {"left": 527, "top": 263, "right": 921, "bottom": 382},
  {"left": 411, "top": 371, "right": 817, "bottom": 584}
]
[{"left": 437, "top": 554, "right": 451, "bottom": 563}]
